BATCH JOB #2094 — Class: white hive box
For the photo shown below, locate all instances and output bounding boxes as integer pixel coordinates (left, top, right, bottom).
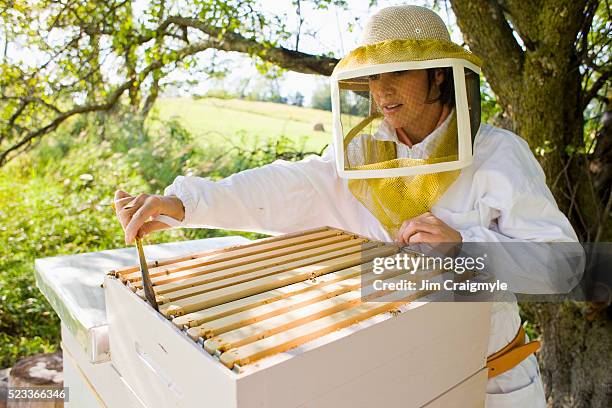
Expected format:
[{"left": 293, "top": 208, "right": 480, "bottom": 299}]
[{"left": 105, "top": 227, "right": 491, "bottom": 408}]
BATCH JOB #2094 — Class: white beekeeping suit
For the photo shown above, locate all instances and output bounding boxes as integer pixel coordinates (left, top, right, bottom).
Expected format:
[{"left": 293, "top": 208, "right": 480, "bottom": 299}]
[{"left": 162, "top": 6, "right": 581, "bottom": 408}]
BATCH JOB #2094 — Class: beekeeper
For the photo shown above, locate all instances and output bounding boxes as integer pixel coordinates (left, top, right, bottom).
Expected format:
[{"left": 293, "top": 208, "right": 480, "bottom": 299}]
[{"left": 114, "top": 5, "right": 580, "bottom": 407}]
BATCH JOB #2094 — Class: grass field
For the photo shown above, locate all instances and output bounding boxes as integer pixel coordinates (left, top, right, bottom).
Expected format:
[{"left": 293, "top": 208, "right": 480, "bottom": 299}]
[{"left": 152, "top": 97, "right": 333, "bottom": 153}]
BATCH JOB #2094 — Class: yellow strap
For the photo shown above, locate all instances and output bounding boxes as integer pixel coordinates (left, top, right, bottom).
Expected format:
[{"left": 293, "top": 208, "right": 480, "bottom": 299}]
[
  {"left": 343, "top": 113, "right": 382, "bottom": 151},
  {"left": 486, "top": 326, "right": 541, "bottom": 379}
]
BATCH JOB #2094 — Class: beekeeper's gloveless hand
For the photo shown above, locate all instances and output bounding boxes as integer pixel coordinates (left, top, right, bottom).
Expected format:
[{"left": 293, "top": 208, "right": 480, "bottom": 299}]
[
  {"left": 396, "top": 212, "right": 462, "bottom": 245},
  {"left": 113, "top": 189, "right": 185, "bottom": 244}
]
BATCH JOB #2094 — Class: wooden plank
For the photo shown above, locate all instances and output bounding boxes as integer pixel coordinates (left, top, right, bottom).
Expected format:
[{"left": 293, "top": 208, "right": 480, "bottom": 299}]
[
  {"left": 124, "top": 228, "right": 349, "bottom": 283},
  {"left": 152, "top": 241, "right": 378, "bottom": 305},
  {"left": 201, "top": 268, "right": 443, "bottom": 352},
  {"left": 189, "top": 283, "right": 361, "bottom": 340},
  {"left": 142, "top": 229, "right": 347, "bottom": 279},
  {"left": 171, "top": 252, "right": 428, "bottom": 330},
  {"left": 171, "top": 265, "right": 369, "bottom": 329},
  {"left": 218, "top": 290, "right": 428, "bottom": 369},
  {"left": 129, "top": 233, "right": 358, "bottom": 289},
  {"left": 146, "top": 236, "right": 368, "bottom": 301},
  {"left": 139, "top": 236, "right": 368, "bottom": 294},
  {"left": 113, "top": 226, "right": 332, "bottom": 278},
  {"left": 204, "top": 290, "right": 364, "bottom": 353},
  {"left": 186, "top": 267, "right": 408, "bottom": 340},
  {"left": 187, "top": 277, "right": 358, "bottom": 339},
  {"left": 158, "top": 243, "right": 398, "bottom": 317}
]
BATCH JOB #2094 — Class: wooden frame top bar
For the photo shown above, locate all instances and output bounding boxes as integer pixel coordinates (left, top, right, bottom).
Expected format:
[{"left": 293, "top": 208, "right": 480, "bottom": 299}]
[{"left": 110, "top": 227, "right": 448, "bottom": 371}]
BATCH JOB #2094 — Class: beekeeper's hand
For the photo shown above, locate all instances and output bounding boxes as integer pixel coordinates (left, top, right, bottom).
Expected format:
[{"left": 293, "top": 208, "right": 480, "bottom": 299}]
[
  {"left": 396, "top": 212, "right": 461, "bottom": 245},
  {"left": 113, "top": 190, "right": 185, "bottom": 245}
]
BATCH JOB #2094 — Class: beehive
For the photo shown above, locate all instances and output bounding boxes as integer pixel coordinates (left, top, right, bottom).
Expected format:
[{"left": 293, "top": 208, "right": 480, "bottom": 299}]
[{"left": 105, "top": 227, "right": 490, "bottom": 408}]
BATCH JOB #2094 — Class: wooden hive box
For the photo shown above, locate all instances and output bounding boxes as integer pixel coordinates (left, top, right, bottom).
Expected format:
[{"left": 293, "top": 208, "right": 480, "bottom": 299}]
[{"left": 104, "top": 227, "right": 491, "bottom": 408}]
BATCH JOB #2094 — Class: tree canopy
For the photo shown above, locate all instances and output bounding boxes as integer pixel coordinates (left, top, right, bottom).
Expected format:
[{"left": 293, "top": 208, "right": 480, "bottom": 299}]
[{"left": 1, "top": 1, "right": 611, "bottom": 405}]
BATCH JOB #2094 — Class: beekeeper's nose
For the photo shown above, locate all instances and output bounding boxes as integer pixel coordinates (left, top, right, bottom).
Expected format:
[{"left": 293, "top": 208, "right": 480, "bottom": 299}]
[{"left": 378, "top": 73, "right": 396, "bottom": 95}]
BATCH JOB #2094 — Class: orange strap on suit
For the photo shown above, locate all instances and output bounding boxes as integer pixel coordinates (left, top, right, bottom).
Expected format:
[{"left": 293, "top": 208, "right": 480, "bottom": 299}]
[{"left": 486, "top": 326, "right": 541, "bottom": 379}]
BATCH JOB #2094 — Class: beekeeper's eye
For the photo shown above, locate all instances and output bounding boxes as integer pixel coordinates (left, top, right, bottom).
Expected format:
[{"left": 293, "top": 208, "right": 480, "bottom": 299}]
[{"left": 368, "top": 74, "right": 380, "bottom": 80}]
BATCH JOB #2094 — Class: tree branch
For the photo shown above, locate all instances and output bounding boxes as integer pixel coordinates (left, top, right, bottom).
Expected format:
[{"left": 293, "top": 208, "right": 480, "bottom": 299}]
[
  {"left": 295, "top": 0, "right": 304, "bottom": 51},
  {"left": 138, "top": 15, "right": 338, "bottom": 76},
  {"left": 69, "top": 13, "right": 337, "bottom": 76},
  {"left": 140, "top": 0, "right": 166, "bottom": 119},
  {"left": 500, "top": 0, "right": 540, "bottom": 50},
  {"left": 450, "top": 0, "right": 524, "bottom": 109},
  {"left": 0, "top": 39, "right": 216, "bottom": 165},
  {"left": 575, "top": 0, "right": 599, "bottom": 57},
  {"left": 583, "top": 70, "right": 611, "bottom": 109}
]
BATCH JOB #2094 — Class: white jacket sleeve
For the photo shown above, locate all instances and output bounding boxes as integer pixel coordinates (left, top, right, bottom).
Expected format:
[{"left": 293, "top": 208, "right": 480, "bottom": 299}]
[
  {"left": 455, "top": 128, "right": 584, "bottom": 294},
  {"left": 162, "top": 145, "right": 371, "bottom": 236}
]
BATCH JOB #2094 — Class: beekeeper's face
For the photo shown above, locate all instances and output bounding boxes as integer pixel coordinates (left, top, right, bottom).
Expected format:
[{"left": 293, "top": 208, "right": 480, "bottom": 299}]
[{"left": 369, "top": 69, "right": 445, "bottom": 131}]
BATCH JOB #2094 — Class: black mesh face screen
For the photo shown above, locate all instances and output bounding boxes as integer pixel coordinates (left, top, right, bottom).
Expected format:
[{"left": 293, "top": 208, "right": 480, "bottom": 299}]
[{"left": 465, "top": 68, "right": 482, "bottom": 143}]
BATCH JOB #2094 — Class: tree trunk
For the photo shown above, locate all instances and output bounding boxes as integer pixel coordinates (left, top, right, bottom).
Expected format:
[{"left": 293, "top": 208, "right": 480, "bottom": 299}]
[
  {"left": 522, "top": 303, "right": 612, "bottom": 407},
  {"left": 451, "top": 1, "right": 612, "bottom": 406},
  {"left": 7, "top": 352, "right": 63, "bottom": 408}
]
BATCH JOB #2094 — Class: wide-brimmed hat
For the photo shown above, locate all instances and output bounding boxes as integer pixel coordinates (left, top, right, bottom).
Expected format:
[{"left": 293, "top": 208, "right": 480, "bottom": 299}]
[{"left": 332, "top": 5, "right": 481, "bottom": 84}]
